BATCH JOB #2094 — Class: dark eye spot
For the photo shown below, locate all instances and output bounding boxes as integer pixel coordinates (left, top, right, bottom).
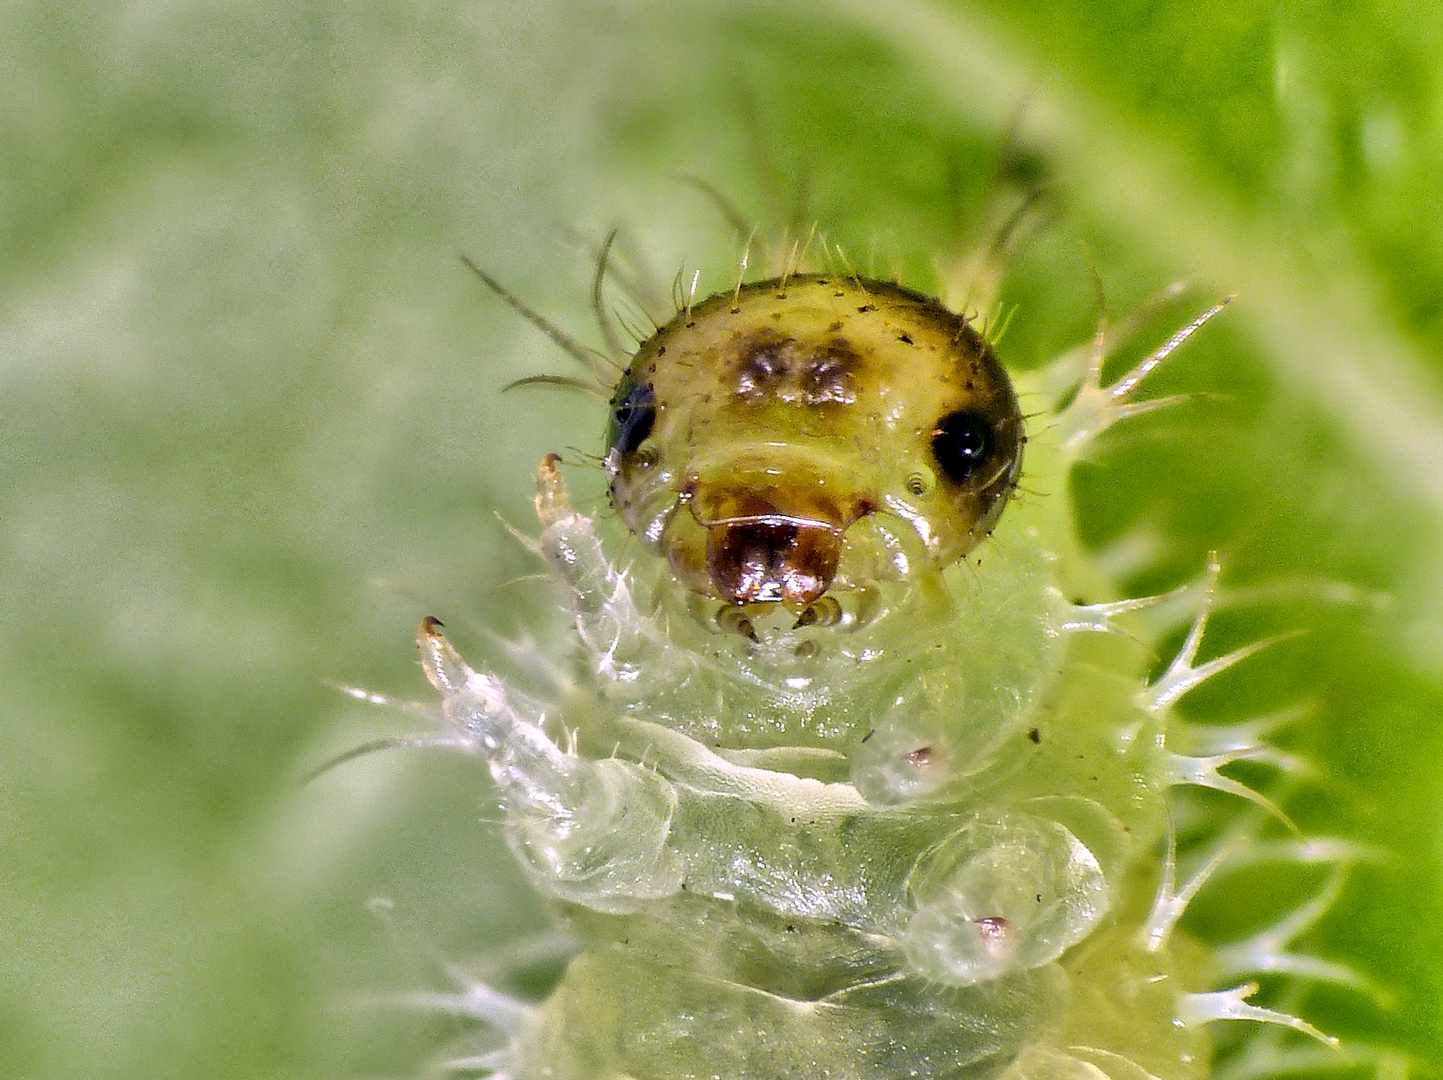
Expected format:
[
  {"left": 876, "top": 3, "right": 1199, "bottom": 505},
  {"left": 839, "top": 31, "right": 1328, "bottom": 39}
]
[
  {"left": 609, "top": 377, "right": 656, "bottom": 456},
  {"left": 931, "top": 410, "right": 992, "bottom": 483}
]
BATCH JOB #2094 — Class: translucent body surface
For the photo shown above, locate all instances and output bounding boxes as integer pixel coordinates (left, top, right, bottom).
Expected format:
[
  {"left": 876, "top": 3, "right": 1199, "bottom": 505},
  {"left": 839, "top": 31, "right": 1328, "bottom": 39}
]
[{"left": 411, "top": 274, "right": 1344, "bottom": 1079}]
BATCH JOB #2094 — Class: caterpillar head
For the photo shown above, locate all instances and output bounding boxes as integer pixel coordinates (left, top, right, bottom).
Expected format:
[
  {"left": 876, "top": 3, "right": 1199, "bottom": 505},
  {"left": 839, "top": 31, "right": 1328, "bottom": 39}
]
[{"left": 606, "top": 274, "right": 1024, "bottom": 623}]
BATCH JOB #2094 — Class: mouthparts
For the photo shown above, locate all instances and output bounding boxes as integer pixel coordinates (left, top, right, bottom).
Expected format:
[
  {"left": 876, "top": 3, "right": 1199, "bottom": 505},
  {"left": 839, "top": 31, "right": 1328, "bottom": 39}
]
[{"left": 692, "top": 488, "right": 870, "bottom": 607}]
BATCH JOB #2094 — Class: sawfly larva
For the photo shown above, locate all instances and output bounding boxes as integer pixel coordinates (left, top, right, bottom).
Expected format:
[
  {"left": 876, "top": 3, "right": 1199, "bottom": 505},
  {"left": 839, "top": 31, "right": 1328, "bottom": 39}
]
[{"left": 359, "top": 224, "right": 1382, "bottom": 1079}]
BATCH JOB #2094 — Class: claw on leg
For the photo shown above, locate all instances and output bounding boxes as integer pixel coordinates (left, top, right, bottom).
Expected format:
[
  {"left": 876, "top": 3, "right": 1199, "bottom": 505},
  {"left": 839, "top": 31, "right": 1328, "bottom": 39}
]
[
  {"left": 419, "top": 616, "right": 480, "bottom": 699},
  {"left": 534, "top": 453, "right": 576, "bottom": 532}
]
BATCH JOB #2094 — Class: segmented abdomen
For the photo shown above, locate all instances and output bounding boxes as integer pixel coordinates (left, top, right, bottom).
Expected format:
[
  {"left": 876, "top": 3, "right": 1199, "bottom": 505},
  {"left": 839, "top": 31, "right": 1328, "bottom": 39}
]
[{"left": 408, "top": 272, "right": 1341, "bottom": 1079}]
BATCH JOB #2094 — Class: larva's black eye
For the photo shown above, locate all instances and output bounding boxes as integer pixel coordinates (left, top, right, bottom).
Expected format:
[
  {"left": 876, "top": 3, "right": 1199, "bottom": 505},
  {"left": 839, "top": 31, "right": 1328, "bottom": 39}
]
[
  {"left": 609, "top": 377, "right": 656, "bottom": 456},
  {"left": 931, "top": 410, "right": 992, "bottom": 483}
]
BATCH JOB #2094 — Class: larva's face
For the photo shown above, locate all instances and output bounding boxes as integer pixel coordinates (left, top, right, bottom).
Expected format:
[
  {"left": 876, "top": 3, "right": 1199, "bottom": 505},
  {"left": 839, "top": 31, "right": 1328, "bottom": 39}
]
[{"left": 607, "top": 275, "right": 1024, "bottom": 611}]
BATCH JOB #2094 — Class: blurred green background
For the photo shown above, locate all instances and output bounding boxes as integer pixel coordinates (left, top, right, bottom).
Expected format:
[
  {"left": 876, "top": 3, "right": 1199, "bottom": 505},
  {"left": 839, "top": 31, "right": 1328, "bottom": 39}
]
[{"left": 3, "top": 1, "right": 1441, "bottom": 1076}]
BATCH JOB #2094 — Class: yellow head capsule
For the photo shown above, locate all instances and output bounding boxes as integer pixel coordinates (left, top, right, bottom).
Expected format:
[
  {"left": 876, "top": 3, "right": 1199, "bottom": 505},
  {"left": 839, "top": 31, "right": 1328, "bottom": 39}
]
[{"left": 606, "top": 274, "right": 1023, "bottom": 608}]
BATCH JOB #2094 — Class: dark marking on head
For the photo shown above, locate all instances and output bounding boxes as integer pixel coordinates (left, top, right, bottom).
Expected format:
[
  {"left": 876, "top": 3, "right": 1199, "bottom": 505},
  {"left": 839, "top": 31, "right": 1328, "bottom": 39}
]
[
  {"left": 735, "top": 338, "right": 792, "bottom": 397},
  {"left": 731, "top": 332, "right": 861, "bottom": 406}
]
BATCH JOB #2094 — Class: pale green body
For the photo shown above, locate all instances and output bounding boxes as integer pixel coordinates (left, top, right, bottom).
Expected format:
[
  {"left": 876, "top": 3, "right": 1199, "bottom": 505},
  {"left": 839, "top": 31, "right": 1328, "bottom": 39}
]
[{"left": 414, "top": 280, "right": 1305, "bottom": 1078}]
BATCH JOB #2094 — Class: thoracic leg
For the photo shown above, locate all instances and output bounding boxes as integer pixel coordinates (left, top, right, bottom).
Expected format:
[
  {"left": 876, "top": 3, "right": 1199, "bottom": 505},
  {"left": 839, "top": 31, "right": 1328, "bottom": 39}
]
[{"left": 417, "top": 618, "right": 683, "bottom": 912}]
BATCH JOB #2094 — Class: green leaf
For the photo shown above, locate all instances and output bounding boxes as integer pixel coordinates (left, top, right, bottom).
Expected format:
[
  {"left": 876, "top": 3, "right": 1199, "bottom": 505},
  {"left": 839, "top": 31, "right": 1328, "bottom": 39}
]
[{"left": 2, "top": 1, "right": 1438, "bottom": 1075}]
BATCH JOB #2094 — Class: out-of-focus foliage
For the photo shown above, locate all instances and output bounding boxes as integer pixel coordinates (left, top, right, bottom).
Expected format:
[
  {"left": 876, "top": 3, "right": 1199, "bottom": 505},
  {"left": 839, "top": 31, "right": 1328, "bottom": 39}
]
[{"left": 1, "top": 1, "right": 1439, "bottom": 1077}]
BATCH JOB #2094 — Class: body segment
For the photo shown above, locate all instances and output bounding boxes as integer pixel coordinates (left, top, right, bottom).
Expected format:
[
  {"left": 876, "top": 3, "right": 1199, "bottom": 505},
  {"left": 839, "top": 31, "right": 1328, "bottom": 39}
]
[{"left": 408, "top": 271, "right": 1340, "bottom": 1078}]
